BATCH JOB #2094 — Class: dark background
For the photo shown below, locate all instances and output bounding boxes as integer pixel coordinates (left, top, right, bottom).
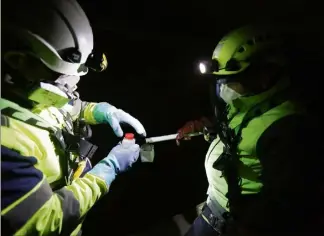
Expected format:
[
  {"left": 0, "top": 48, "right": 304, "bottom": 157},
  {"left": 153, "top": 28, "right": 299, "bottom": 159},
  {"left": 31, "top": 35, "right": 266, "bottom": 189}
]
[{"left": 76, "top": 0, "right": 323, "bottom": 235}]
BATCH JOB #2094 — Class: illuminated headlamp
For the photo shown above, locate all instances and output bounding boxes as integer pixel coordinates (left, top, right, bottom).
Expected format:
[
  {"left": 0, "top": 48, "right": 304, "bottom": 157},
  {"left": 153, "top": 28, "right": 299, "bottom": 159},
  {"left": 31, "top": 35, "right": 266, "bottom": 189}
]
[
  {"left": 198, "top": 60, "right": 220, "bottom": 75},
  {"left": 198, "top": 58, "right": 242, "bottom": 75}
]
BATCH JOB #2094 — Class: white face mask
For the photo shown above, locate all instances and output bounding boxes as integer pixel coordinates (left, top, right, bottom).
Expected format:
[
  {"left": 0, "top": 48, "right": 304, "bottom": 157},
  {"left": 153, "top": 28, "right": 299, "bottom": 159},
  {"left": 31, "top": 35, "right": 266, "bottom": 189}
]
[
  {"left": 219, "top": 83, "right": 242, "bottom": 103},
  {"left": 55, "top": 75, "right": 80, "bottom": 92}
]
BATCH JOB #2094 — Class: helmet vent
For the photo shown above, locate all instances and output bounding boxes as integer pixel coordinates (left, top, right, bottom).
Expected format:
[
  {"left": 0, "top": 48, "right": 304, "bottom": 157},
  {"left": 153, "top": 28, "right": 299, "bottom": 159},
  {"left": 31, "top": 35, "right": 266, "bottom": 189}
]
[{"left": 238, "top": 46, "right": 245, "bottom": 53}]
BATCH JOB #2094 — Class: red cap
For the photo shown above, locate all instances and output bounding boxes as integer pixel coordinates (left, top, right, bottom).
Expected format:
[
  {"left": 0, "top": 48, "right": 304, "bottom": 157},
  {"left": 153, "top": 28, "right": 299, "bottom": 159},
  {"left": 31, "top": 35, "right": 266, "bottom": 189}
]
[{"left": 125, "top": 133, "right": 134, "bottom": 140}]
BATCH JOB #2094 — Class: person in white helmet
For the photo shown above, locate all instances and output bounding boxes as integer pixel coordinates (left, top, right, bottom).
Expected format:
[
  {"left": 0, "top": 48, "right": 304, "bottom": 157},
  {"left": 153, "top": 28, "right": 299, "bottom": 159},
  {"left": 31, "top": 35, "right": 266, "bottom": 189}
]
[{"left": 1, "top": 0, "right": 146, "bottom": 235}]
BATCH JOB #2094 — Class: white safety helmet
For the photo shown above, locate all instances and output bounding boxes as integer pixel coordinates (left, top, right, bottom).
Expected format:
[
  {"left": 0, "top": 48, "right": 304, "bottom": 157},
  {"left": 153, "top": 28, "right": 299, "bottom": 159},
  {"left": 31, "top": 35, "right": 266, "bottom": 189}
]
[{"left": 3, "top": 0, "right": 106, "bottom": 76}]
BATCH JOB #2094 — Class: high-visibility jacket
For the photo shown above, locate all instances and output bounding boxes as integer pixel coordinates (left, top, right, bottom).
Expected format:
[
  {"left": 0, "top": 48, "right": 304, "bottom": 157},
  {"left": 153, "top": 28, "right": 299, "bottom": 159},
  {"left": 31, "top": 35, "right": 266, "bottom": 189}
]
[
  {"left": 1, "top": 98, "right": 110, "bottom": 235},
  {"left": 204, "top": 79, "right": 324, "bottom": 234},
  {"left": 205, "top": 79, "right": 303, "bottom": 210}
]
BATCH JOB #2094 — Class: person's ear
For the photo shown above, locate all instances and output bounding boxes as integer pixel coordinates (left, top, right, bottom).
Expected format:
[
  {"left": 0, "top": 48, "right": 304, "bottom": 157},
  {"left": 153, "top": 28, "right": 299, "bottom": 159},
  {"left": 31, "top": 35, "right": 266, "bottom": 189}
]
[{"left": 3, "top": 51, "right": 28, "bottom": 70}]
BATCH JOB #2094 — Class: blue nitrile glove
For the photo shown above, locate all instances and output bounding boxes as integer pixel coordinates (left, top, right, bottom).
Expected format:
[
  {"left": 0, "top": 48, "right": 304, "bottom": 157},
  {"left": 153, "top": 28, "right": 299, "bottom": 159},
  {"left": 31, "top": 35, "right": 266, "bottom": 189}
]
[
  {"left": 93, "top": 102, "right": 147, "bottom": 137},
  {"left": 88, "top": 142, "right": 140, "bottom": 186}
]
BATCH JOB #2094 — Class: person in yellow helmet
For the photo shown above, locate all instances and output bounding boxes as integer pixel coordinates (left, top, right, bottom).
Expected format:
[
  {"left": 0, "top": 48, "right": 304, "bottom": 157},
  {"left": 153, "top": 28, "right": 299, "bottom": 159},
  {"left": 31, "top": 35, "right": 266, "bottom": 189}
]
[
  {"left": 174, "top": 25, "right": 322, "bottom": 235},
  {"left": 1, "top": 0, "right": 146, "bottom": 235}
]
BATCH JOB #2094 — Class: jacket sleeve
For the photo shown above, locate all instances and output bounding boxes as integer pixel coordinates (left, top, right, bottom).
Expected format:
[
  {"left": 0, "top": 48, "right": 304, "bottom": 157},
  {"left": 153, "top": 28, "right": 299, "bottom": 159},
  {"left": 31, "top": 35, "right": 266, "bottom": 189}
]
[
  {"left": 60, "top": 99, "right": 98, "bottom": 124},
  {"left": 80, "top": 101, "right": 99, "bottom": 125},
  {"left": 230, "top": 114, "right": 322, "bottom": 234},
  {"left": 1, "top": 146, "right": 113, "bottom": 236}
]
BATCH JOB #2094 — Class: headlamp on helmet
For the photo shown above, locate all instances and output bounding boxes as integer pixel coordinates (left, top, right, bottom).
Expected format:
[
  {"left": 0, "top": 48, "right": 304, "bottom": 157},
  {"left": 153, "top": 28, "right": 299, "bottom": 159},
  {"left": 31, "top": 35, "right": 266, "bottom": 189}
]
[{"left": 198, "top": 60, "right": 220, "bottom": 75}]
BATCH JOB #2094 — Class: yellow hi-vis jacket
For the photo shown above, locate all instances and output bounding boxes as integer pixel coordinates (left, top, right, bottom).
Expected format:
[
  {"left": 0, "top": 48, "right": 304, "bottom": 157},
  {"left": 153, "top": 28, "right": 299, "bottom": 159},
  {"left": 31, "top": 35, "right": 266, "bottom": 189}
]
[
  {"left": 1, "top": 98, "right": 109, "bottom": 235},
  {"left": 205, "top": 79, "right": 302, "bottom": 211},
  {"left": 202, "top": 79, "right": 323, "bottom": 234}
]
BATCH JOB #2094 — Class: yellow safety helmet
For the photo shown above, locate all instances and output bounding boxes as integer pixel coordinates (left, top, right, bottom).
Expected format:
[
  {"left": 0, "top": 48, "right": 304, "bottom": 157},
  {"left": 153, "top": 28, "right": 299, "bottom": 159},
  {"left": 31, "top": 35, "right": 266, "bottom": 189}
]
[{"left": 200, "top": 25, "right": 284, "bottom": 78}]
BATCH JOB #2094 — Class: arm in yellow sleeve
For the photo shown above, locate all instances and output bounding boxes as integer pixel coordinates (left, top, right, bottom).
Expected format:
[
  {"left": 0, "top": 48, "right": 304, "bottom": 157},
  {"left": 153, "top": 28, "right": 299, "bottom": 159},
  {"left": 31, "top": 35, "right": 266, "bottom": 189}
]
[
  {"left": 18, "top": 174, "right": 108, "bottom": 236},
  {"left": 1, "top": 147, "right": 112, "bottom": 236},
  {"left": 80, "top": 101, "right": 99, "bottom": 125},
  {"left": 59, "top": 99, "right": 98, "bottom": 124}
]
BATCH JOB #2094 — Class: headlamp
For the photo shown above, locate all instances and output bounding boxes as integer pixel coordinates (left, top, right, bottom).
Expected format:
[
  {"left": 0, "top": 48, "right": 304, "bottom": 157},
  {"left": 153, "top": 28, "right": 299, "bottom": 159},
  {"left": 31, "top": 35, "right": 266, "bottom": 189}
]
[
  {"left": 199, "top": 62, "right": 207, "bottom": 74},
  {"left": 198, "top": 58, "right": 243, "bottom": 75},
  {"left": 198, "top": 58, "right": 244, "bottom": 84},
  {"left": 198, "top": 60, "right": 220, "bottom": 75}
]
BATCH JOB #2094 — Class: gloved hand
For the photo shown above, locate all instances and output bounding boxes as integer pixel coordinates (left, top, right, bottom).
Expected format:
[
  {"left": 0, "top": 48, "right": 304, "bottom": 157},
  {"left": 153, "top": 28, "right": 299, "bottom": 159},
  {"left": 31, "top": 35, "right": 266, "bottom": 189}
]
[
  {"left": 88, "top": 142, "right": 140, "bottom": 187},
  {"left": 176, "top": 116, "right": 212, "bottom": 146},
  {"left": 93, "top": 102, "right": 147, "bottom": 137}
]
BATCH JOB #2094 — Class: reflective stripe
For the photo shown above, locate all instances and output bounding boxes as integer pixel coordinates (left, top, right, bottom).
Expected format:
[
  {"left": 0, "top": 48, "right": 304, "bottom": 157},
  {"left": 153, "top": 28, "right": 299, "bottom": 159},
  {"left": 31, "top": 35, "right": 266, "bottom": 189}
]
[
  {"left": 56, "top": 188, "right": 81, "bottom": 235},
  {"left": 2, "top": 179, "right": 52, "bottom": 233},
  {"left": 81, "top": 102, "right": 97, "bottom": 124}
]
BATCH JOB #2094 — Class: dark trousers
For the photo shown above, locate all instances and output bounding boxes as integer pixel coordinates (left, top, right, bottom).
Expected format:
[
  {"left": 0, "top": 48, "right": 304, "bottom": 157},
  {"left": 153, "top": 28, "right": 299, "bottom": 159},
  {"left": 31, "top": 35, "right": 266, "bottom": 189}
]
[{"left": 184, "top": 205, "right": 222, "bottom": 236}]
